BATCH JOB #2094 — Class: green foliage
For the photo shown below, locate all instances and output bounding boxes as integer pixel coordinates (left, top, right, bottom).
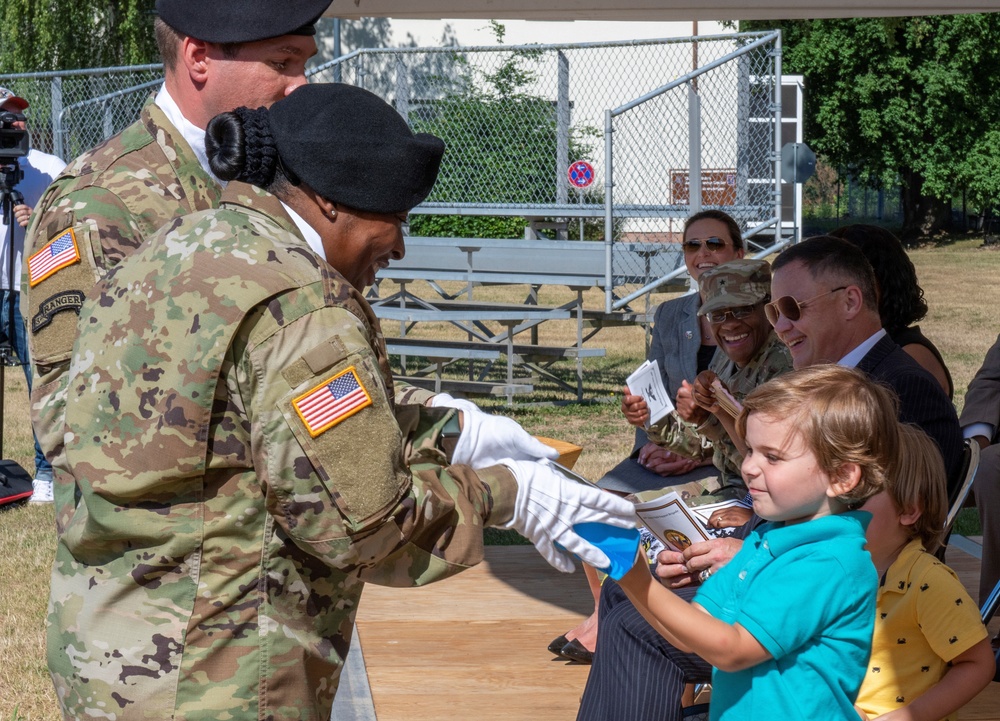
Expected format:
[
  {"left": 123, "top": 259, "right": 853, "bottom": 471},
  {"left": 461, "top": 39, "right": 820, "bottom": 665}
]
[
  {"left": 0, "top": 0, "right": 159, "bottom": 72},
  {"left": 409, "top": 214, "right": 527, "bottom": 239},
  {"left": 741, "top": 15, "right": 1000, "bottom": 236}
]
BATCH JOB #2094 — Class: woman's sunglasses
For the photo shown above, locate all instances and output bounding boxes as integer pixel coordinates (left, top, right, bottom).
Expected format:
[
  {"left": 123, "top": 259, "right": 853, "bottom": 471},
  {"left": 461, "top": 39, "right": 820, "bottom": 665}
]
[
  {"left": 764, "top": 287, "right": 847, "bottom": 325},
  {"left": 705, "top": 305, "right": 757, "bottom": 324},
  {"left": 683, "top": 237, "right": 729, "bottom": 253}
]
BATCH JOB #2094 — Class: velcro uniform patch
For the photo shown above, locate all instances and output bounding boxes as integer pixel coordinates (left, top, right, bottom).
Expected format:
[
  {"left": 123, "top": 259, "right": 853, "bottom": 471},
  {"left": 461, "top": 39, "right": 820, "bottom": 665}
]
[
  {"left": 28, "top": 229, "right": 80, "bottom": 286},
  {"left": 293, "top": 366, "right": 373, "bottom": 438}
]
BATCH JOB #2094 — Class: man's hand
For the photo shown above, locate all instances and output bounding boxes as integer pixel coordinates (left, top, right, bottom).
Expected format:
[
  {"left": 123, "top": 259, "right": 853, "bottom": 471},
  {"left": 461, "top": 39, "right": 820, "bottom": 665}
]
[
  {"left": 430, "top": 394, "right": 558, "bottom": 467},
  {"left": 637, "top": 442, "right": 705, "bottom": 476},
  {"left": 676, "top": 380, "right": 709, "bottom": 425},
  {"left": 621, "top": 385, "right": 650, "bottom": 427},
  {"left": 653, "top": 537, "right": 743, "bottom": 588},
  {"left": 13, "top": 203, "right": 31, "bottom": 228}
]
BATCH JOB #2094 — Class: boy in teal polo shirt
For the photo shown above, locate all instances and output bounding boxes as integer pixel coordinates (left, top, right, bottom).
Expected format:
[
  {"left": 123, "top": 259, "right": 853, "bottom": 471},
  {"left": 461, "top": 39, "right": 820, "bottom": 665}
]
[{"left": 619, "top": 365, "right": 894, "bottom": 721}]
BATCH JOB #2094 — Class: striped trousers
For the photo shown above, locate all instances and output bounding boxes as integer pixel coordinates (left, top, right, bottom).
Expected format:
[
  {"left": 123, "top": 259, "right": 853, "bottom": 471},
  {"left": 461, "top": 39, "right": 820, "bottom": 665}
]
[{"left": 576, "top": 579, "right": 712, "bottom": 721}]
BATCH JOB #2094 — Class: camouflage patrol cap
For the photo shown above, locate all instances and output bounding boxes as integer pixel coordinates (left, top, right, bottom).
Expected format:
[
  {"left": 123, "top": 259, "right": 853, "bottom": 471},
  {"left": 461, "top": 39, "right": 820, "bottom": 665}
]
[
  {"left": 697, "top": 259, "right": 771, "bottom": 317},
  {"left": 155, "top": 0, "right": 329, "bottom": 44}
]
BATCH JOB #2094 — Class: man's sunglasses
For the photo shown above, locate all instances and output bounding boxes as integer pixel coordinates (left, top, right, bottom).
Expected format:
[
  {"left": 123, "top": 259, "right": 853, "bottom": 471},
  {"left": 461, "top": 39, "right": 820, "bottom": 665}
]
[
  {"left": 705, "top": 304, "right": 758, "bottom": 324},
  {"left": 682, "top": 237, "right": 729, "bottom": 253},
  {"left": 764, "top": 287, "right": 847, "bottom": 325}
]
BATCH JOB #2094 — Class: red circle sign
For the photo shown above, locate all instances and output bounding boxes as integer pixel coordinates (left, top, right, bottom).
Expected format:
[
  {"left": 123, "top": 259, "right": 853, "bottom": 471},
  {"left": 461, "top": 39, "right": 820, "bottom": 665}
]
[{"left": 568, "top": 160, "right": 595, "bottom": 188}]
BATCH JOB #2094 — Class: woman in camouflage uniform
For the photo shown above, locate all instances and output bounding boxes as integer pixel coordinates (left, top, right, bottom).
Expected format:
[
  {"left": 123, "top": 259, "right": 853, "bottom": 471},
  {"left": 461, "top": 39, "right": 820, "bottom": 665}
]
[{"left": 47, "top": 83, "right": 635, "bottom": 721}]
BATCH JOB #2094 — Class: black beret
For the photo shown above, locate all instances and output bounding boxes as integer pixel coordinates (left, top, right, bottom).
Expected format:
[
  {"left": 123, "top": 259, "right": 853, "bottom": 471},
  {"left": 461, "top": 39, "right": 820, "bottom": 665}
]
[
  {"left": 268, "top": 84, "right": 445, "bottom": 215},
  {"left": 155, "top": 0, "right": 330, "bottom": 44}
]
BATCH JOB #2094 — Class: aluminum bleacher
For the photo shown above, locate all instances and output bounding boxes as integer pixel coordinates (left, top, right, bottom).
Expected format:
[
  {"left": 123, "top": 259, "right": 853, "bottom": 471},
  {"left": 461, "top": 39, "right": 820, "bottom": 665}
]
[{"left": 368, "top": 237, "right": 683, "bottom": 403}]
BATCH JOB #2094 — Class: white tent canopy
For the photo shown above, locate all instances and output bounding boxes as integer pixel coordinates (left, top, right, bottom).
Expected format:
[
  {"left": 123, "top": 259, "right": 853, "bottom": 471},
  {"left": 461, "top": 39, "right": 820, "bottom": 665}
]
[{"left": 323, "top": 1, "right": 997, "bottom": 21}]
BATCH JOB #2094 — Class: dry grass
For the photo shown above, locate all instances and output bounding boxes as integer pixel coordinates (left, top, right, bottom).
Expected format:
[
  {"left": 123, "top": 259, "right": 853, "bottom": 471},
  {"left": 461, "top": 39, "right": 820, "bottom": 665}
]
[{"left": 2, "top": 232, "right": 999, "bottom": 717}]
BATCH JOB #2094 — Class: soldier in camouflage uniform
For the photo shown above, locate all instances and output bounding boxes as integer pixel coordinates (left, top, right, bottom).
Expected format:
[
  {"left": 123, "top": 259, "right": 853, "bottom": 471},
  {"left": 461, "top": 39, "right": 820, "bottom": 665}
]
[
  {"left": 642, "top": 260, "right": 792, "bottom": 502},
  {"left": 22, "top": 0, "right": 328, "bottom": 531},
  {"left": 48, "top": 83, "right": 636, "bottom": 721}
]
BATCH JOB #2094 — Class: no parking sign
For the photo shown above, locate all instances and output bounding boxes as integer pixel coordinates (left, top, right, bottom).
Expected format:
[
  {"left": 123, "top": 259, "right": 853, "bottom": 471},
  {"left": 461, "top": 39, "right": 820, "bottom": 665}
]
[{"left": 568, "top": 160, "right": 595, "bottom": 188}]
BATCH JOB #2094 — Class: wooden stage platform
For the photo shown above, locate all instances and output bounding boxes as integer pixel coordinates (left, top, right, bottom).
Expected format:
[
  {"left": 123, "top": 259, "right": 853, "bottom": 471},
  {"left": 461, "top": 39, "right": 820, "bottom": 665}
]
[{"left": 332, "top": 539, "right": 1000, "bottom": 721}]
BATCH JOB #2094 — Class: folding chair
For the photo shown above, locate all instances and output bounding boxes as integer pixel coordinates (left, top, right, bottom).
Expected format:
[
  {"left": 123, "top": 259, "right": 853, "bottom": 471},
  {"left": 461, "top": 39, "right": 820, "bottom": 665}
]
[{"left": 944, "top": 437, "right": 980, "bottom": 537}]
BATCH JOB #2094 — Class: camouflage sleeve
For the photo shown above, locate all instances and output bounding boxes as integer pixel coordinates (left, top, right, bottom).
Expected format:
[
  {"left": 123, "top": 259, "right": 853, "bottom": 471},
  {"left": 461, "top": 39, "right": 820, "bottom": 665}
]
[
  {"left": 645, "top": 411, "right": 714, "bottom": 461},
  {"left": 23, "top": 181, "right": 150, "bottom": 532},
  {"left": 241, "top": 297, "right": 518, "bottom": 588},
  {"left": 393, "top": 382, "right": 436, "bottom": 406}
]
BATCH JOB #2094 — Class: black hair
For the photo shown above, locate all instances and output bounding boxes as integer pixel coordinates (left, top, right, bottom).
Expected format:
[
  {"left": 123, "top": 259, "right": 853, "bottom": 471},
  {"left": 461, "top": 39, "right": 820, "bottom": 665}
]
[
  {"left": 828, "top": 224, "right": 928, "bottom": 334},
  {"left": 773, "top": 235, "right": 880, "bottom": 313},
  {"left": 205, "top": 106, "right": 282, "bottom": 189},
  {"left": 683, "top": 210, "right": 744, "bottom": 251}
]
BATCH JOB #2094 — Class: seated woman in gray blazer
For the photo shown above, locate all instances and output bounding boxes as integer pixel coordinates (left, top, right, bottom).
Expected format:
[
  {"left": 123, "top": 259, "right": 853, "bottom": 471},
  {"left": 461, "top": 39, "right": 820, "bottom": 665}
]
[
  {"left": 549, "top": 210, "right": 745, "bottom": 664},
  {"left": 607, "top": 210, "right": 746, "bottom": 493}
]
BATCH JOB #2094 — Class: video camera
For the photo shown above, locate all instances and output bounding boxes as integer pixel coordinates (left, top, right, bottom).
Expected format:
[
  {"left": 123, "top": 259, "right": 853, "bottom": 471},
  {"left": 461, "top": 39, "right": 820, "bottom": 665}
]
[{"left": 0, "top": 112, "right": 28, "bottom": 162}]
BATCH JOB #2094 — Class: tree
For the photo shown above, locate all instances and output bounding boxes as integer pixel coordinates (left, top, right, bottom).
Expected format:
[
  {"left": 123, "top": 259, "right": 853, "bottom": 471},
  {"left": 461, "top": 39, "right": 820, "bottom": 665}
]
[
  {"left": 740, "top": 15, "right": 1000, "bottom": 241},
  {"left": 1, "top": 1, "right": 158, "bottom": 72}
]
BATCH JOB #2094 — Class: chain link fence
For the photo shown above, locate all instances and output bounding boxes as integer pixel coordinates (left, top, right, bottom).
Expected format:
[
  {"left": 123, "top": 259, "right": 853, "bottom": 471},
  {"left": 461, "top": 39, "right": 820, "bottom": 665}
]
[
  {"left": 2, "top": 31, "right": 783, "bottom": 310},
  {"left": 310, "top": 32, "right": 783, "bottom": 309},
  {"left": 0, "top": 64, "right": 164, "bottom": 160}
]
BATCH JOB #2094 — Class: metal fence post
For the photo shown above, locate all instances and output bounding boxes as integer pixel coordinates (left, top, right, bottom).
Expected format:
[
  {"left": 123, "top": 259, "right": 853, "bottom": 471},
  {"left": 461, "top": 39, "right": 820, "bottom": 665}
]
[
  {"left": 772, "top": 32, "right": 783, "bottom": 237},
  {"left": 688, "top": 82, "right": 702, "bottom": 215},
  {"left": 556, "top": 50, "right": 570, "bottom": 240},
  {"left": 604, "top": 108, "right": 614, "bottom": 314},
  {"left": 395, "top": 58, "right": 409, "bottom": 124},
  {"left": 51, "top": 76, "right": 64, "bottom": 160}
]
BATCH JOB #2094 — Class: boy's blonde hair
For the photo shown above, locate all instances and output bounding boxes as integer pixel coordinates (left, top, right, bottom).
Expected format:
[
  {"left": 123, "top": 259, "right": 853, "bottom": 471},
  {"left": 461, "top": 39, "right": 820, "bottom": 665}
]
[
  {"left": 890, "top": 424, "right": 948, "bottom": 553},
  {"left": 736, "top": 365, "right": 899, "bottom": 507}
]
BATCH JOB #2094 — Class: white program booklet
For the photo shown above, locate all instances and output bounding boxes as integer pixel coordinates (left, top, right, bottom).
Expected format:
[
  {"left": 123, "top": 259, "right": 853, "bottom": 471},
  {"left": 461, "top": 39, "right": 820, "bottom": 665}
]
[
  {"left": 633, "top": 490, "right": 712, "bottom": 551},
  {"left": 626, "top": 359, "right": 675, "bottom": 428},
  {"left": 634, "top": 490, "right": 747, "bottom": 551}
]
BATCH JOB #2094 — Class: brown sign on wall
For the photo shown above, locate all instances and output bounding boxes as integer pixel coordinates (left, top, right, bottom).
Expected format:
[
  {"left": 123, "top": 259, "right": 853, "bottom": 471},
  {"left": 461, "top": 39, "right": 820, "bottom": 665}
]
[{"left": 670, "top": 169, "right": 737, "bottom": 205}]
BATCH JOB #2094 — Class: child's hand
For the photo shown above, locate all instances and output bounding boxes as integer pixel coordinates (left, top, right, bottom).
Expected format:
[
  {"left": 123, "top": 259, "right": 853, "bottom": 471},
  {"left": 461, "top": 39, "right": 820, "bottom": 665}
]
[
  {"left": 656, "top": 538, "right": 743, "bottom": 588},
  {"left": 654, "top": 538, "right": 744, "bottom": 586},
  {"left": 653, "top": 549, "right": 696, "bottom": 588},
  {"left": 853, "top": 705, "right": 870, "bottom": 721}
]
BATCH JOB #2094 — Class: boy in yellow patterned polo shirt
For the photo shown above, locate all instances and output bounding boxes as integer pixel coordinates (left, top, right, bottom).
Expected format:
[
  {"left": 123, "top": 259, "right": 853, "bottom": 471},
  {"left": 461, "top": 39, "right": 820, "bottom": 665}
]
[{"left": 856, "top": 424, "right": 994, "bottom": 720}]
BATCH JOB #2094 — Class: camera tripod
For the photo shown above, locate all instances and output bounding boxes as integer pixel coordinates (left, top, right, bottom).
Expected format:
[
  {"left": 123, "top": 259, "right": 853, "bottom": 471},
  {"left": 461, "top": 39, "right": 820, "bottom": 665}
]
[{"left": 0, "top": 159, "right": 37, "bottom": 503}]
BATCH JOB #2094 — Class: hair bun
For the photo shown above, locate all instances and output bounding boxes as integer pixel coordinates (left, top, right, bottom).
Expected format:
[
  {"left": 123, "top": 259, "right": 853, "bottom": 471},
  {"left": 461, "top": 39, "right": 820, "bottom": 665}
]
[{"left": 205, "top": 106, "right": 278, "bottom": 186}]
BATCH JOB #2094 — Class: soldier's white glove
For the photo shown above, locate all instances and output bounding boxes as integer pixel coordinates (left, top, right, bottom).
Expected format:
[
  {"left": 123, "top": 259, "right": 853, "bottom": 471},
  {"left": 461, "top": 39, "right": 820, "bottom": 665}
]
[
  {"left": 430, "top": 394, "right": 558, "bottom": 467},
  {"left": 500, "top": 459, "right": 638, "bottom": 573}
]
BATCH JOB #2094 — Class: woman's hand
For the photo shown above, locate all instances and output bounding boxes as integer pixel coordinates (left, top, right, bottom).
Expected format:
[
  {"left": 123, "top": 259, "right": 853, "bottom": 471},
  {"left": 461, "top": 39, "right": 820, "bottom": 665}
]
[
  {"left": 621, "top": 385, "right": 650, "bottom": 427},
  {"left": 707, "top": 506, "right": 753, "bottom": 529},
  {"left": 637, "top": 442, "right": 704, "bottom": 476},
  {"left": 693, "top": 370, "right": 724, "bottom": 415},
  {"left": 676, "top": 380, "right": 709, "bottom": 425}
]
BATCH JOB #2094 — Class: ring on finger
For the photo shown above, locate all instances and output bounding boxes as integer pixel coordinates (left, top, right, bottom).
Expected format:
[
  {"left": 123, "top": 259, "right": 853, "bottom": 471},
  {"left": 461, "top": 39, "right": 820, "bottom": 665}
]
[{"left": 698, "top": 567, "right": 712, "bottom": 583}]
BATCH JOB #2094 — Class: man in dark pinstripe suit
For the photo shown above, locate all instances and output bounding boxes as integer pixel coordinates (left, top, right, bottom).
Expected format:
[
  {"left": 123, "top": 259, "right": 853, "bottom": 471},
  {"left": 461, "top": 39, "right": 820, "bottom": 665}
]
[{"left": 576, "top": 235, "right": 961, "bottom": 721}]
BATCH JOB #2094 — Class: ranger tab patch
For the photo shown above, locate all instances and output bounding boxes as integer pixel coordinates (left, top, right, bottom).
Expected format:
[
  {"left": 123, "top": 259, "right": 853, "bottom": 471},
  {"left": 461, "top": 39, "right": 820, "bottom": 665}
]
[
  {"left": 293, "top": 366, "right": 372, "bottom": 438},
  {"left": 28, "top": 228, "right": 81, "bottom": 286}
]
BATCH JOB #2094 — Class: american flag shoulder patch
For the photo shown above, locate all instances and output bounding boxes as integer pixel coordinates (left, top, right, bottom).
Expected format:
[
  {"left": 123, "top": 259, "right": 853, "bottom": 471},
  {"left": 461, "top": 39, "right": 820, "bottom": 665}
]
[
  {"left": 28, "top": 228, "right": 81, "bottom": 287},
  {"left": 293, "top": 366, "right": 372, "bottom": 438}
]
